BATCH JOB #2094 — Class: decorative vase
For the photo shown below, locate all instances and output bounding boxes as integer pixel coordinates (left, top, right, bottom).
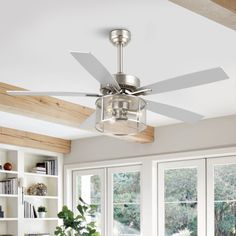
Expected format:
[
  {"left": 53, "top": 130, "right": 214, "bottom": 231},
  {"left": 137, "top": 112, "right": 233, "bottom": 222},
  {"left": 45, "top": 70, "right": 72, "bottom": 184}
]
[
  {"left": 38, "top": 212, "right": 46, "bottom": 218},
  {"left": 4, "top": 162, "right": 12, "bottom": 171}
]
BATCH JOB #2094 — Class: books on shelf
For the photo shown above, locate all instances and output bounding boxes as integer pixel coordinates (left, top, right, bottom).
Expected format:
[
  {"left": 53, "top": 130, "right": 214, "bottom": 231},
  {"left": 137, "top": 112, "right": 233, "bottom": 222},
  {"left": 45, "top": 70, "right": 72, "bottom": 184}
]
[
  {"left": 24, "top": 201, "right": 37, "bottom": 218},
  {"left": 0, "top": 177, "right": 18, "bottom": 194},
  {"left": 31, "top": 167, "right": 46, "bottom": 174},
  {"left": 31, "top": 160, "right": 58, "bottom": 176}
]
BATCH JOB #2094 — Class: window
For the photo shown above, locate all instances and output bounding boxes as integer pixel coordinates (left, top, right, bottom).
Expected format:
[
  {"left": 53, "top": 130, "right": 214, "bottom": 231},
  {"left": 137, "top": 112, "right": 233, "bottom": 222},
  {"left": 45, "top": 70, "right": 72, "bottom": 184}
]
[
  {"left": 69, "top": 153, "right": 236, "bottom": 236},
  {"left": 72, "top": 166, "right": 141, "bottom": 236},
  {"left": 72, "top": 169, "right": 105, "bottom": 235},
  {"left": 207, "top": 156, "right": 236, "bottom": 236},
  {"left": 158, "top": 160, "right": 206, "bottom": 236},
  {"left": 108, "top": 166, "right": 141, "bottom": 236}
]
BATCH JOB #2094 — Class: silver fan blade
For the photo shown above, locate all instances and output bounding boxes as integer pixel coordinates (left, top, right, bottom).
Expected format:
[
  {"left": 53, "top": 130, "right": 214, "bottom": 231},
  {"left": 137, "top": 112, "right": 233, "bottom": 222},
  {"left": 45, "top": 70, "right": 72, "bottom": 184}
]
[
  {"left": 138, "top": 67, "right": 228, "bottom": 95},
  {"left": 146, "top": 100, "right": 203, "bottom": 123},
  {"left": 79, "top": 112, "right": 96, "bottom": 130},
  {"left": 71, "top": 52, "right": 121, "bottom": 92},
  {"left": 7, "top": 91, "right": 101, "bottom": 97}
]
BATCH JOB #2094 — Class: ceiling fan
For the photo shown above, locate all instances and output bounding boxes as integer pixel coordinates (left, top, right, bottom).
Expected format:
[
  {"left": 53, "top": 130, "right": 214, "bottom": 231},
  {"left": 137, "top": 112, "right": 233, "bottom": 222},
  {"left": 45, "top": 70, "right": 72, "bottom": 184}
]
[{"left": 7, "top": 29, "right": 229, "bottom": 136}]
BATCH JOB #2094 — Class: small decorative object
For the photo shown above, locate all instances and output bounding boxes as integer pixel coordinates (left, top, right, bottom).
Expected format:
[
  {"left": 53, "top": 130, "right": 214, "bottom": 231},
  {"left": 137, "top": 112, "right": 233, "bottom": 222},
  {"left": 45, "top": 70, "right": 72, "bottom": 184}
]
[
  {"left": 0, "top": 205, "right": 4, "bottom": 218},
  {"left": 3, "top": 162, "right": 12, "bottom": 171},
  {"left": 55, "top": 197, "right": 99, "bottom": 236},
  {"left": 37, "top": 206, "right": 47, "bottom": 218},
  {"left": 27, "top": 183, "right": 47, "bottom": 196}
]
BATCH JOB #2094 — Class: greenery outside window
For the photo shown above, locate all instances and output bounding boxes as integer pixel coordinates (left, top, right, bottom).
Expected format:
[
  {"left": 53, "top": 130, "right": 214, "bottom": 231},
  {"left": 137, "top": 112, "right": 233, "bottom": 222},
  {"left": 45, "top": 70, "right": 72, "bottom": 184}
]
[{"left": 72, "top": 165, "right": 141, "bottom": 236}]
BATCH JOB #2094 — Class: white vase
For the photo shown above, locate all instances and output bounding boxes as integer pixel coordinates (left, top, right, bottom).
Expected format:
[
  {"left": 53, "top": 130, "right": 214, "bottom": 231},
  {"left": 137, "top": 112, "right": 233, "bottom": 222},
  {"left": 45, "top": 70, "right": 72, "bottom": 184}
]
[{"left": 38, "top": 212, "right": 46, "bottom": 218}]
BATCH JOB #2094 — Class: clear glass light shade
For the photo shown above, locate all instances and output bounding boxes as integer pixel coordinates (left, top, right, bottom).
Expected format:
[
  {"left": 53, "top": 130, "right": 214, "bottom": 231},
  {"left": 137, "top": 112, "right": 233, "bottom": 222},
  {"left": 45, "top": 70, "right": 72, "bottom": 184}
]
[{"left": 95, "top": 94, "right": 147, "bottom": 135}]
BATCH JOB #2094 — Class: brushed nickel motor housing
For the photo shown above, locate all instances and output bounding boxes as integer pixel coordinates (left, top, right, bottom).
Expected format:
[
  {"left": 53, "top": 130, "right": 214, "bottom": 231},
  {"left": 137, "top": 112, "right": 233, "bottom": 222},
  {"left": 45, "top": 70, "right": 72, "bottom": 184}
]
[
  {"left": 114, "top": 73, "right": 140, "bottom": 91},
  {"left": 100, "top": 73, "right": 140, "bottom": 94}
]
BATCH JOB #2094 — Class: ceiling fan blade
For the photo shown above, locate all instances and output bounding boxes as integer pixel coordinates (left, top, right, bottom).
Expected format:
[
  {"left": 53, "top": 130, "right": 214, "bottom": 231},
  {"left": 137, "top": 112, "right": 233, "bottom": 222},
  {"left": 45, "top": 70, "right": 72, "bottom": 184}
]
[
  {"left": 71, "top": 52, "right": 121, "bottom": 92},
  {"left": 146, "top": 100, "right": 203, "bottom": 123},
  {"left": 79, "top": 112, "right": 97, "bottom": 130},
  {"left": 139, "top": 67, "right": 228, "bottom": 95},
  {"left": 7, "top": 91, "right": 101, "bottom": 97}
]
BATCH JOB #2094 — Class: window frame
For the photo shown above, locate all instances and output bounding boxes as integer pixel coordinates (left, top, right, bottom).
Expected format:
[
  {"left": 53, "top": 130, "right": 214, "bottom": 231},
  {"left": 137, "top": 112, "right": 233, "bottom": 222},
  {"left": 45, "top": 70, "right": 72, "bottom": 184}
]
[
  {"left": 207, "top": 155, "right": 236, "bottom": 236},
  {"left": 65, "top": 146, "right": 236, "bottom": 236},
  {"left": 158, "top": 159, "right": 206, "bottom": 236}
]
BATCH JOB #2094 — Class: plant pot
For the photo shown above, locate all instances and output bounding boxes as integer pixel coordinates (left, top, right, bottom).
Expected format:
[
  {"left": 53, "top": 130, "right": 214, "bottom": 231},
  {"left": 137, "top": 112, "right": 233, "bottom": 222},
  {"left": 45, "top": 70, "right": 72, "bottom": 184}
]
[{"left": 38, "top": 212, "right": 46, "bottom": 218}]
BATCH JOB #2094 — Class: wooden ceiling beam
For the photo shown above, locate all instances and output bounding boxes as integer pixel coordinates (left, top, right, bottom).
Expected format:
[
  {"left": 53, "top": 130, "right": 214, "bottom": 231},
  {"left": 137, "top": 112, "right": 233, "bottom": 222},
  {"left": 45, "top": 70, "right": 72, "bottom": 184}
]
[
  {"left": 169, "top": 0, "right": 236, "bottom": 31},
  {"left": 0, "top": 82, "right": 155, "bottom": 143},
  {"left": 212, "top": 0, "right": 236, "bottom": 12},
  {"left": 0, "top": 126, "right": 71, "bottom": 154},
  {"left": 0, "top": 82, "right": 95, "bottom": 128}
]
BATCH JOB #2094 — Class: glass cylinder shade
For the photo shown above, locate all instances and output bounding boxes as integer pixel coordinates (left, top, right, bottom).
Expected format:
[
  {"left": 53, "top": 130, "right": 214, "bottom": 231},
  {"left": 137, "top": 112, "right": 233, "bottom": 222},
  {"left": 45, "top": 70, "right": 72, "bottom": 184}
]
[{"left": 95, "top": 94, "right": 147, "bottom": 135}]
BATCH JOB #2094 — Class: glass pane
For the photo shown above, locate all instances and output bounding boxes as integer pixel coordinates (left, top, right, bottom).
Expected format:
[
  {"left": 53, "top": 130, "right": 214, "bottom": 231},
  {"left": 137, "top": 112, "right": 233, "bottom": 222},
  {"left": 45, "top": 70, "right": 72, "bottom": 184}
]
[
  {"left": 164, "top": 167, "right": 198, "bottom": 236},
  {"left": 165, "top": 203, "right": 197, "bottom": 236},
  {"left": 214, "top": 164, "right": 236, "bottom": 236},
  {"left": 113, "top": 204, "right": 140, "bottom": 236},
  {"left": 75, "top": 174, "right": 102, "bottom": 232},
  {"left": 113, "top": 172, "right": 140, "bottom": 203},
  {"left": 77, "top": 174, "right": 101, "bottom": 204},
  {"left": 214, "top": 164, "right": 236, "bottom": 201},
  {"left": 165, "top": 168, "right": 197, "bottom": 202},
  {"left": 215, "top": 202, "right": 236, "bottom": 236},
  {"left": 113, "top": 171, "right": 140, "bottom": 236}
]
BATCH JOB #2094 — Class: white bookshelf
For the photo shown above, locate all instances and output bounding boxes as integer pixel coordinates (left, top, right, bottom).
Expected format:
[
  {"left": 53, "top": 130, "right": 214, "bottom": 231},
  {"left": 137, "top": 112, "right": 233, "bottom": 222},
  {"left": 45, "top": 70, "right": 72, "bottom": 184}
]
[{"left": 0, "top": 144, "right": 63, "bottom": 236}]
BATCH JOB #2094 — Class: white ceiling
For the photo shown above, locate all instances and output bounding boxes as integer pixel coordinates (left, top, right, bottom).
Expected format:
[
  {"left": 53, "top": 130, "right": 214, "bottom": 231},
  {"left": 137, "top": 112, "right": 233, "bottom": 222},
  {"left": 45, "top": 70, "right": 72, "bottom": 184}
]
[{"left": 0, "top": 0, "right": 236, "bottom": 139}]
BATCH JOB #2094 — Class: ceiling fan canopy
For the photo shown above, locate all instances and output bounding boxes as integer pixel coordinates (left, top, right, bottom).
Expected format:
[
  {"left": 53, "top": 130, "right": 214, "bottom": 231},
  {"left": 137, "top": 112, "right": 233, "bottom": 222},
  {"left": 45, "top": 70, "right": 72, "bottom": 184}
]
[{"left": 7, "top": 29, "right": 229, "bottom": 136}]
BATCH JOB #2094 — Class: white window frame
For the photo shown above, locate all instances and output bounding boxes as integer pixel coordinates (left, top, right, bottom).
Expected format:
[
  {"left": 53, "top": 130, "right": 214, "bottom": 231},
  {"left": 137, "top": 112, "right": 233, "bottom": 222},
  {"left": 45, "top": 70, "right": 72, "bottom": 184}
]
[
  {"left": 158, "top": 159, "right": 206, "bottom": 236},
  {"left": 108, "top": 165, "right": 142, "bottom": 236},
  {"left": 207, "top": 155, "right": 236, "bottom": 236},
  {"left": 65, "top": 146, "right": 236, "bottom": 236},
  {"left": 72, "top": 168, "right": 106, "bottom": 236}
]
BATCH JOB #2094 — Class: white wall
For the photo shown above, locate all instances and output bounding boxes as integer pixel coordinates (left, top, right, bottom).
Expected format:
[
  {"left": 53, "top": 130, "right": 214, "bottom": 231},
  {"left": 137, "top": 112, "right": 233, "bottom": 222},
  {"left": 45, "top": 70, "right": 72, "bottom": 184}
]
[{"left": 65, "top": 115, "right": 236, "bottom": 164}]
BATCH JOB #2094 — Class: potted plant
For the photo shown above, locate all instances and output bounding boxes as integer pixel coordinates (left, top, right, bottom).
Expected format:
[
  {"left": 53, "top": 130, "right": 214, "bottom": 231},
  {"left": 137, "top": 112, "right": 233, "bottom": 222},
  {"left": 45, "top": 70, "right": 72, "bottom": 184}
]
[
  {"left": 55, "top": 197, "right": 99, "bottom": 236},
  {"left": 38, "top": 206, "right": 47, "bottom": 218}
]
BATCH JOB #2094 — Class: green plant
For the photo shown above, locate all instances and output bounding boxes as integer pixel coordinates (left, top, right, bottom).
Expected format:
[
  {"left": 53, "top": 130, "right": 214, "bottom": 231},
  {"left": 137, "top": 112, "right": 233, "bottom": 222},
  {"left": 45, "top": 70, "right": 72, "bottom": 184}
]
[
  {"left": 38, "top": 206, "right": 47, "bottom": 213},
  {"left": 55, "top": 197, "right": 100, "bottom": 236}
]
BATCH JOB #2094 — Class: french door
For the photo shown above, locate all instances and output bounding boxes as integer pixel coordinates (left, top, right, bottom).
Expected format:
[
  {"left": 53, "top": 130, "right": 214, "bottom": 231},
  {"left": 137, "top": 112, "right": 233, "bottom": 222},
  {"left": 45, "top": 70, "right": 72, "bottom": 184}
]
[
  {"left": 207, "top": 156, "right": 236, "bottom": 236},
  {"left": 72, "top": 168, "right": 105, "bottom": 235},
  {"left": 158, "top": 160, "right": 206, "bottom": 236},
  {"left": 108, "top": 166, "right": 141, "bottom": 236},
  {"left": 72, "top": 165, "right": 141, "bottom": 236},
  {"left": 158, "top": 156, "right": 236, "bottom": 236}
]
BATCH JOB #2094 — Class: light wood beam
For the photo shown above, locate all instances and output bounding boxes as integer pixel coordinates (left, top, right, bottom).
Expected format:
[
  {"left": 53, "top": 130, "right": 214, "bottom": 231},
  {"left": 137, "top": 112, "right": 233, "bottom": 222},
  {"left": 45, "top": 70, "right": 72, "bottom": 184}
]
[
  {"left": 0, "top": 82, "right": 94, "bottom": 128},
  {"left": 0, "top": 126, "right": 71, "bottom": 154},
  {"left": 212, "top": 0, "right": 236, "bottom": 12},
  {"left": 0, "top": 82, "right": 155, "bottom": 143},
  {"left": 169, "top": 0, "right": 236, "bottom": 31}
]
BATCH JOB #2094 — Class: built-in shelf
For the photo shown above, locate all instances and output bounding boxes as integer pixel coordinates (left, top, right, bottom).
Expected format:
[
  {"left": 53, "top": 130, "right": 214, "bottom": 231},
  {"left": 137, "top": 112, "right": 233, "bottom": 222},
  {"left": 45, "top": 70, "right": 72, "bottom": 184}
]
[
  {"left": 0, "top": 147, "right": 62, "bottom": 235},
  {"left": 24, "top": 172, "right": 58, "bottom": 178},
  {"left": 0, "top": 194, "right": 18, "bottom": 198},
  {"left": 0, "top": 218, "right": 18, "bottom": 221},
  {"left": 24, "top": 195, "right": 58, "bottom": 200},
  {"left": 24, "top": 218, "right": 58, "bottom": 221},
  {"left": 0, "top": 170, "right": 18, "bottom": 174}
]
